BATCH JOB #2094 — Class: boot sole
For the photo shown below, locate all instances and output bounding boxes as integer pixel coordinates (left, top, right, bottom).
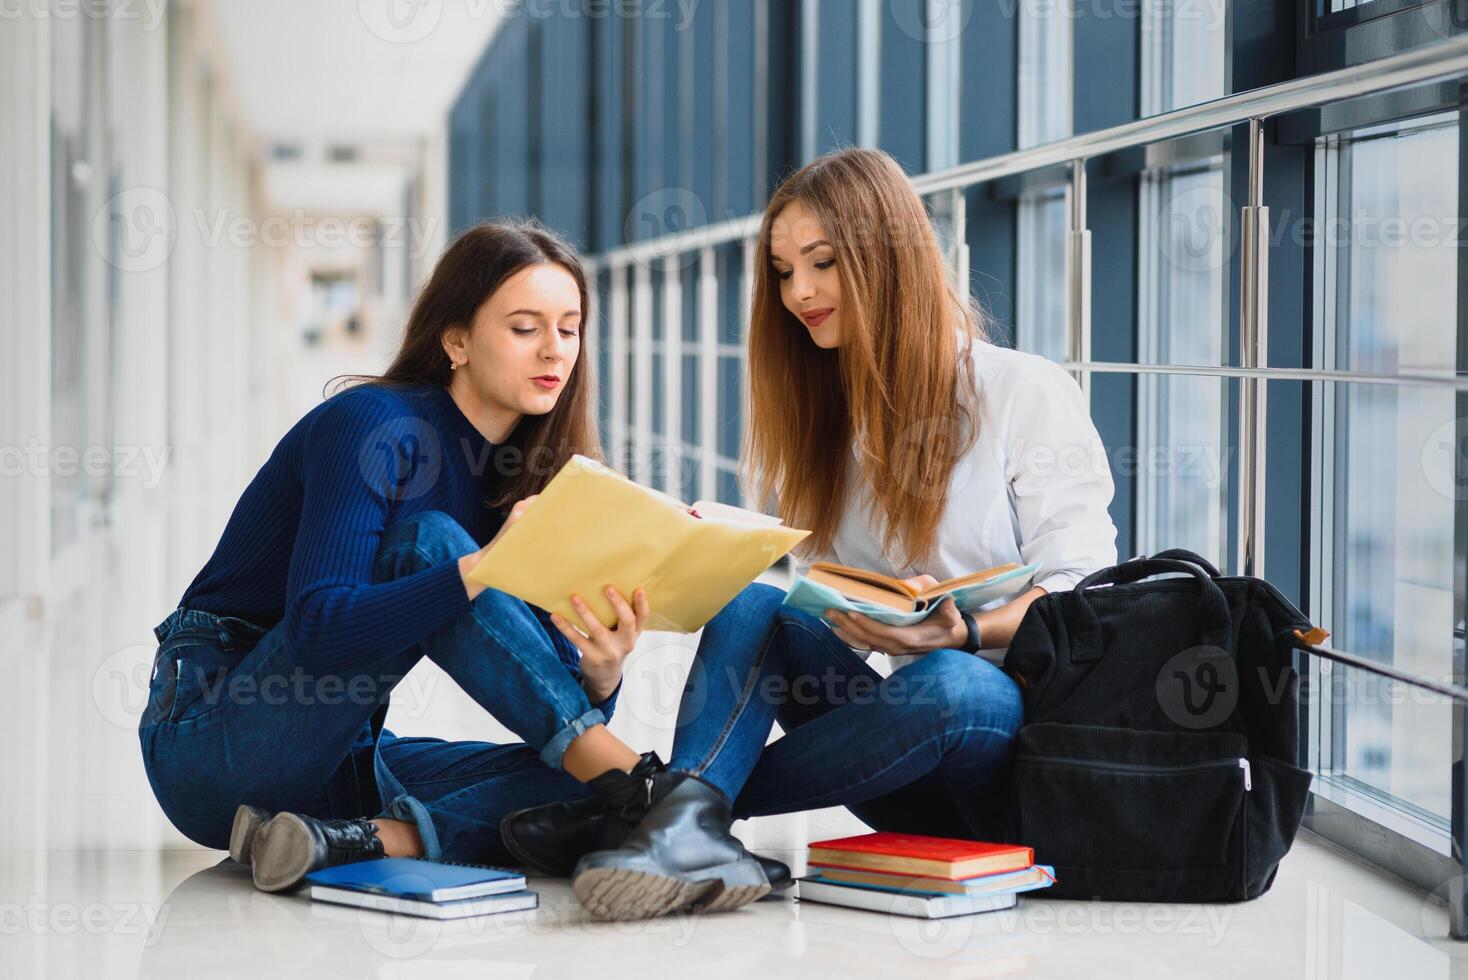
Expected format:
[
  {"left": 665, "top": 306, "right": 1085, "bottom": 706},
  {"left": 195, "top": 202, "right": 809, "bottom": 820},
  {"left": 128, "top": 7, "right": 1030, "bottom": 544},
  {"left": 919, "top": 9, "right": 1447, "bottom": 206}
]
[
  {"left": 573, "top": 859, "right": 770, "bottom": 921},
  {"left": 228, "top": 804, "right": 272, "bottom": 866},
  {"left": 250, "top": 813, "right": 319, "bottom": 893}
]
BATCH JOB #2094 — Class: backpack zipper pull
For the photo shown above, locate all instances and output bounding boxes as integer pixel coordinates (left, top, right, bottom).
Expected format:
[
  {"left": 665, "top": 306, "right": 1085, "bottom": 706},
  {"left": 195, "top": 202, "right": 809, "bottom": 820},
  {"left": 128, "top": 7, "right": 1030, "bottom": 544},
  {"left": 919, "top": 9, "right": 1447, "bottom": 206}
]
[{"left": 1239, "top": 757, "right": 1252, "bottom": 791}]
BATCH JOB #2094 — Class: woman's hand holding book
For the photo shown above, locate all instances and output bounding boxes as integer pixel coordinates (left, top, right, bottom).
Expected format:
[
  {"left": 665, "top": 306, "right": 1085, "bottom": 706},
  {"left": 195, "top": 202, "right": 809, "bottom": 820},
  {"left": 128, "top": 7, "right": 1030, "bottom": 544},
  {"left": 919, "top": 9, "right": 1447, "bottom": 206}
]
[{"left": 825, "top": 575, "right": 967, "bottom": 656}]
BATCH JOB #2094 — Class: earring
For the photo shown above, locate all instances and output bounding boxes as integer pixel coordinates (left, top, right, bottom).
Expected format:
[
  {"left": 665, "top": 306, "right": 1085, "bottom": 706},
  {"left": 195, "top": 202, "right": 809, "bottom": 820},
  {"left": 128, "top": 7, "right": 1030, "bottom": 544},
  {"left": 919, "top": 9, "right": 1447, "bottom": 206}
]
[{"left": 450, "top": 360, "right": 459, "bottom": 371}]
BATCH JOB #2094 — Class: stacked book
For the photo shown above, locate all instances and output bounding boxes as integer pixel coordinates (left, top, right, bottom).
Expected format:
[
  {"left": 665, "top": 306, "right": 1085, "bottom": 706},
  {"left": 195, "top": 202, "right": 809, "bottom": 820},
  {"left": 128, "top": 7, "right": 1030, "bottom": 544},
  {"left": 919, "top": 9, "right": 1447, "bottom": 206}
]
[
  {"left": 796, "top": 833, "right": 1054, "bottom": 919},
  {"left": 304, "top": 857, "right": 538, "bottom": 920}
]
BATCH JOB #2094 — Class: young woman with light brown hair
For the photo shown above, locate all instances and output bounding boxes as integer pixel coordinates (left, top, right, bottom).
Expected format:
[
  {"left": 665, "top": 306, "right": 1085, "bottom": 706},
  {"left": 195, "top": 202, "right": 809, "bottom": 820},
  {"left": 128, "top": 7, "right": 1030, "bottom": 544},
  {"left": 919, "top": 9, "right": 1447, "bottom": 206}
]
[{"left": 505, "top": 148, "right": 1119, "bottom": 921}]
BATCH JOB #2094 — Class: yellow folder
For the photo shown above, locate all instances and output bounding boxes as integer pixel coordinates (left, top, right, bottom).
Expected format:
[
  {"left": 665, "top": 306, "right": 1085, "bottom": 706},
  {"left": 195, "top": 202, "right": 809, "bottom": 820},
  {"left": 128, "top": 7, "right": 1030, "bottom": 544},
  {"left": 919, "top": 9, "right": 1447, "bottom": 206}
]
[{"left": 465, "top": 455, "right": 810, "bottom": 633}]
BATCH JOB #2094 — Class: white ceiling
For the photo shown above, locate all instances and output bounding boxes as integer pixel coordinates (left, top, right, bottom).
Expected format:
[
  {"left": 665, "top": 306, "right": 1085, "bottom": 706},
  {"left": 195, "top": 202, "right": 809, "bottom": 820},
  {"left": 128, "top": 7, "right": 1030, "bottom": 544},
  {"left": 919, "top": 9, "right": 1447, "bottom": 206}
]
[
  {"left": 205, "top": 0, "right": 504, "bottom": 211},
  {"left": 207, "top": 0, "right": 503, "bottom": 142}
]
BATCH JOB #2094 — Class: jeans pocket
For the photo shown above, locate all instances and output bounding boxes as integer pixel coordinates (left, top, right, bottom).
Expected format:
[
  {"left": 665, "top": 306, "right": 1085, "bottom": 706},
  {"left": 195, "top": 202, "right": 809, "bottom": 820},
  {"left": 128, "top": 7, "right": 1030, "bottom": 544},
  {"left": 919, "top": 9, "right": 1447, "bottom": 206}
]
[{"left": 142, "top": 641, "right": 235, "bottom": 727}]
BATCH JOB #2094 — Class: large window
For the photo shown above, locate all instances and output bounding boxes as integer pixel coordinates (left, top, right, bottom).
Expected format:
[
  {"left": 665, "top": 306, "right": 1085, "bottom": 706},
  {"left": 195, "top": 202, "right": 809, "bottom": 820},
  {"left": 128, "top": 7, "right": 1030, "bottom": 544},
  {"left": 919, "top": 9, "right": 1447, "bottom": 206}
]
[
  {"left": 1133, "top": 3, "right": 1230, "bottom": 565},
  {"left": 1135, "top": 161, "right": 1230, "bottom": 566},
  {"left": 1310, "top": 115, "right": 1459, "bottom": 824},
  {"left": 1014, "top": 0, "right": 1071, "bottom": 360}
]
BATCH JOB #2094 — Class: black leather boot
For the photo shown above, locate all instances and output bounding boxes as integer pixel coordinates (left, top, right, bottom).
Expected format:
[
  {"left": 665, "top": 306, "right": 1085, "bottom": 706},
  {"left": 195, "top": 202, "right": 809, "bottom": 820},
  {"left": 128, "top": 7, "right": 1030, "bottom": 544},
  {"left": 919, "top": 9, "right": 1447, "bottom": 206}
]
[
  {"left": 500, "top": 751, "right": 667, "bottom": 877},
  {"left": 249, "top": 809, "right": 386, "bottom": 892},
  {"left": 500, "top": 754, "right": 793, "bottom": 891},
  {"left": 571, "top": 772, "right": 773, "bottom": 920}
]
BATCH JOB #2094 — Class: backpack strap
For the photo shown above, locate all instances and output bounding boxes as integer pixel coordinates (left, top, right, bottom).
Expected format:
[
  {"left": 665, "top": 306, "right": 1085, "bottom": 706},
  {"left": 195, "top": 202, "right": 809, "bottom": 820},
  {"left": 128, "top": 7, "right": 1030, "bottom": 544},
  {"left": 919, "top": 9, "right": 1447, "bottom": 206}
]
[{"left": 1070, "top": 557, "right": 1233, "bottom": 664}]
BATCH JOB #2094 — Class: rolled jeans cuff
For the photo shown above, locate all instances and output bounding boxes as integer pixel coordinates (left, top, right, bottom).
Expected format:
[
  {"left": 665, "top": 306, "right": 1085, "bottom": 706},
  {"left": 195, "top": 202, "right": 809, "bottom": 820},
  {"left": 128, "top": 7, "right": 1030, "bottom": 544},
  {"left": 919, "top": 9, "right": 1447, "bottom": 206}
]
[
  {"left": 538, "top": 707, "right": 608, "bottom": 770},
  {"left": 376, "top": 793, "right": 443, "bottom": 862}
]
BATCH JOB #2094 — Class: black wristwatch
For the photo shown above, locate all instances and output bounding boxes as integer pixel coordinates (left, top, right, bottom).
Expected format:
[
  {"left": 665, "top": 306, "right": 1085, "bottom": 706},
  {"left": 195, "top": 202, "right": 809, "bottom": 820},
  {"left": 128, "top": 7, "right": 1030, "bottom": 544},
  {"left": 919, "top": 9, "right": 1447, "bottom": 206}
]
[{"left": 959, "top": 612, "right": 983, "bottom": 654}]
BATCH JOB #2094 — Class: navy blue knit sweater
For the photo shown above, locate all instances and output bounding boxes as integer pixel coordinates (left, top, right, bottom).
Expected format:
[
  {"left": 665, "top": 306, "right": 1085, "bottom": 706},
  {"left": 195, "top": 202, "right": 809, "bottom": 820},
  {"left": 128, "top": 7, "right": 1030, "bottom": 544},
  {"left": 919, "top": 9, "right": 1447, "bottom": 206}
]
[{"left": 178, "top": 383, "right": 508, "bottom": 672}]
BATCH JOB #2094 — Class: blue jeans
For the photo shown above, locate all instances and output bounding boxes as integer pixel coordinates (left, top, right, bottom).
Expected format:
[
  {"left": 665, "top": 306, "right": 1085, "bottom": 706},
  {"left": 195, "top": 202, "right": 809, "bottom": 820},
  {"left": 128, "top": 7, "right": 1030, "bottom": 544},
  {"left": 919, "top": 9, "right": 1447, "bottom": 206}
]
[
  {"left": 137, "top": 511, "right": 615, "bottom": 865},
  {"left": 669, "top": 584, "right": 1023, "bottom": 837}
]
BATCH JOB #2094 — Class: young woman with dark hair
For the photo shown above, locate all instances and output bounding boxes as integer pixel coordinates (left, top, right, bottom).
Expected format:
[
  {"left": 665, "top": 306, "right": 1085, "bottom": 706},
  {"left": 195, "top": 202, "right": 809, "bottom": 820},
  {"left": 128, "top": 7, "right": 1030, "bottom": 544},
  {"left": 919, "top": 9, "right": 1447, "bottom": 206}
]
[{"left": 137, "top": 221, "right": 791, "bottom": 893}]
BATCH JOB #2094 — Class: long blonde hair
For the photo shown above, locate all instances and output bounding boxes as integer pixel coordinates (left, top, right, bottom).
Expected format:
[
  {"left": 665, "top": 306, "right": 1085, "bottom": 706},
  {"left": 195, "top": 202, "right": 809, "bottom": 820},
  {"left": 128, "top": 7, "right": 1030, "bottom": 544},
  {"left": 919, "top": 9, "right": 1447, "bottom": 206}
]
[{"left": 746, "top": 147, "right": 985, "bottom": 567}]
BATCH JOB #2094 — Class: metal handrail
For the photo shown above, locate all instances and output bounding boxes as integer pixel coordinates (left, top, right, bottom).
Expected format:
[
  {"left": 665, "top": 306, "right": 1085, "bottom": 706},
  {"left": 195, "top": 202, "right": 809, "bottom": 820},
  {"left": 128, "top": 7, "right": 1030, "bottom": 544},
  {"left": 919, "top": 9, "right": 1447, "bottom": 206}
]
[
  {"left": 585, "top": 33, "right": 1468, "bottom": 269},
  {"left": 1293, "top": 638, "right": 1468, "bottom": 705},
  {"left": 1060, "top": 360, "right": 1468, "bottom": 390}
]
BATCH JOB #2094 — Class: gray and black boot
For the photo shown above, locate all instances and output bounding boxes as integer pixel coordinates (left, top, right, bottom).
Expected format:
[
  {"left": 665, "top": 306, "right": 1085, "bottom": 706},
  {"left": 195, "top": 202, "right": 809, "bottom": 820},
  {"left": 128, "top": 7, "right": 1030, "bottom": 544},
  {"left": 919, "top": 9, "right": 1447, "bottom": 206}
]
[{"left": 572, "top": 771, "right": 774, "bottom": 920}]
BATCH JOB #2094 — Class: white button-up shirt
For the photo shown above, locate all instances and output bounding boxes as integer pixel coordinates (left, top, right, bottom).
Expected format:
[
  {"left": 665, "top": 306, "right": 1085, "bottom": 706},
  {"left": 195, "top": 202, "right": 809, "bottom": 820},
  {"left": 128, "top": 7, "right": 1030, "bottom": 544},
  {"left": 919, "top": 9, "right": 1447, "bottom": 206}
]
[{"left": 799, "top": 338, "right": 1119, "bottom": 666}]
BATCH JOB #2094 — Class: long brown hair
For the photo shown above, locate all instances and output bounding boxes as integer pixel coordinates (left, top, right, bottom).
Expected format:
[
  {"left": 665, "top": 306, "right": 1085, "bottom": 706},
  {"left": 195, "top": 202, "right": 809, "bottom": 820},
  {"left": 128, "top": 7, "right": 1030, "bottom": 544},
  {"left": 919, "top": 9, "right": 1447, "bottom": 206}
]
[
  {"left": 746, "top": 148, "right": 985, "bottom": 567},
  {"left": 332, "top": 219, "right": 602, "bottom": 508}
]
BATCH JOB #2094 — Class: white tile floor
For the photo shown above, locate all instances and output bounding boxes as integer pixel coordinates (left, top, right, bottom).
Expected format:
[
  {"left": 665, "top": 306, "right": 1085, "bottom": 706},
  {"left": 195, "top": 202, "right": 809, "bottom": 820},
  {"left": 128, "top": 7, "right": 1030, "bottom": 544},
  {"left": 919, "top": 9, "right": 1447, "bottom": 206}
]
[
  {"left": 4, "top": 833, "right": 1468, "bottom": 979},
  {"left": 7, "top": 352, "right": 1468, "bottom": 977}
]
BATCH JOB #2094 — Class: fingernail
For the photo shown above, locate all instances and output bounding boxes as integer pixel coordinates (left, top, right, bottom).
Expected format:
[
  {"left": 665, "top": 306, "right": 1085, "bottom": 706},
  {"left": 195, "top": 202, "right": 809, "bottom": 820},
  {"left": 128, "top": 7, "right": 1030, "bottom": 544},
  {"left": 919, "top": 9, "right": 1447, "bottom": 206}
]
[{"left": 605, "top": 587, "right": 615, "bottom": 597}]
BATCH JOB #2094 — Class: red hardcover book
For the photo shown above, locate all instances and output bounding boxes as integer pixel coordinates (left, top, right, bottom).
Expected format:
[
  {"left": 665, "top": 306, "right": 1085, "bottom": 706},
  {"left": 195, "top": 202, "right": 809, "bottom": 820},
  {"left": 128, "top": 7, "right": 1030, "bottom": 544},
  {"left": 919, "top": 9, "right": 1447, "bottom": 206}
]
[{"left": 806, "top": 833, "right": 1034, "bottom": 881}]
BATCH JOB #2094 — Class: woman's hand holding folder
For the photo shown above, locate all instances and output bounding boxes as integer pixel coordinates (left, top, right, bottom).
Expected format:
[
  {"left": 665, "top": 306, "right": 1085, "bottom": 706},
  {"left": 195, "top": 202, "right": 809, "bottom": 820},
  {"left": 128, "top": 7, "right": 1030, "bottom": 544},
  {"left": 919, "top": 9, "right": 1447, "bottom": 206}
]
[
  {"left": 549, "top": 586, "right": 650, "bottom": 702},
  {"left": 457, "top": 495, "right": 540, "bottom": 601},
  {"left": 458, "top": 491, "right": 651, "bottom": 701}
]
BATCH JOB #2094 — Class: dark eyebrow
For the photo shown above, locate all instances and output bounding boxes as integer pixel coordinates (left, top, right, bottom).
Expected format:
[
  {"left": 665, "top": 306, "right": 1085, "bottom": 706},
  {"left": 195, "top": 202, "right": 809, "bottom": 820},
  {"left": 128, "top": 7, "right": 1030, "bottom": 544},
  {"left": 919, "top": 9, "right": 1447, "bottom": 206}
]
[
  {"left": 770, "top": 239, "right": 832, "bottom": 264},
  {"left": 506, "top": 309, "right": 545, "bottom": 318}
]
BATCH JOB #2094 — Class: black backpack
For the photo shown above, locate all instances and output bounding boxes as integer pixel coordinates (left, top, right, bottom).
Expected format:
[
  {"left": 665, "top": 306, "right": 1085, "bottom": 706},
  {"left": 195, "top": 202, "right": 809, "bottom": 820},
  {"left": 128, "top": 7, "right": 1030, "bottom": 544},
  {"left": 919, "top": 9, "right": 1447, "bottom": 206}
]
[{"left": 979, "top": 549, "right": 1317, "bottom": 903}]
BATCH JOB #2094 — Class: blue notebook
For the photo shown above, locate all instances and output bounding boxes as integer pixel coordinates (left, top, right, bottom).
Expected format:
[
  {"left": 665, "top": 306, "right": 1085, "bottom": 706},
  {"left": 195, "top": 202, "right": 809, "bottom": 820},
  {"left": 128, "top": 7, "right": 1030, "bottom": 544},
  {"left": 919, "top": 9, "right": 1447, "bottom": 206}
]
[{"left": 304, "top": 858, "right": 526, "bottom": 903}]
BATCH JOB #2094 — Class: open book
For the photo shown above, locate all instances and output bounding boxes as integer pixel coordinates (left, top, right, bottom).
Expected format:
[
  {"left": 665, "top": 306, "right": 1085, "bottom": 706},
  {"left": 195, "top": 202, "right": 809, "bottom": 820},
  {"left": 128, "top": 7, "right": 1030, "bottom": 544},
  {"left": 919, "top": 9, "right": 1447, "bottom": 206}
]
[
  {"left": 465, "top": 455, "right": 809, "bottom": 633},
  {"left": 783, "top": 560, "right": 1040, "bottom": 627}
]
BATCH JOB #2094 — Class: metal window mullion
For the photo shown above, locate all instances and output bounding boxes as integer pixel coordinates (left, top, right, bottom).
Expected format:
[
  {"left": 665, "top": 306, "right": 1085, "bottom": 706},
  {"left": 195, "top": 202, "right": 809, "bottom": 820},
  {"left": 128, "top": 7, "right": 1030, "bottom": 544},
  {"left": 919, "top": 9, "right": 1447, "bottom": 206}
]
[
  {"left": 608, "top": 263, "right": 629, "bottom": 472},
  {"left": 737, "top": 238, "right": 756, "bottom": 506},
  {"left": 949, "top": 187, "right": 969, "bottom": 301},
  {"left": 1307, "top": 137, "right": 1339, "bottom": 782},
  {"left": 1236, "top": 118, "right": 1269, "bottom": 580},
  {"left": 698, "top": 245, "right": 718, "bottom": 502},
  {"left": 1066, "top": 159, "right": 1092, "bottom": 401},
  {"left": 632, "top": 262, "right": 654, "bottom": 484},
  {"left": 585, "top": 264, "right": 600, "bottom": 438},
  {"left": 662, "top": 255, "right": 683, "bottom": 496},
  {"left": 1136, "top": 170, "right": 1162, "bottom": 553}
]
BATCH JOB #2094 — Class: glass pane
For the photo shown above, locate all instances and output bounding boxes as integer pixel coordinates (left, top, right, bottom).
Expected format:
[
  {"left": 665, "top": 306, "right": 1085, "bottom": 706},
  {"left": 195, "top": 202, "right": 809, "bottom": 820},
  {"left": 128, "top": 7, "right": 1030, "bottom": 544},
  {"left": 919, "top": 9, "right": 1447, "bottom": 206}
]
[
  {"left": 1142, "top": 0, "right": 1225, "bottom": 115},
  {"left": 1136, "top": 163, "right": 1229, "bottom": 567},
  {"left": 1017, "top": 0, "right": 1071, "bottom": 150},
  {"left": 1015, "top": 188, "right": 1068, "bottom": 362},
  {"left": 1325, "top": 119, "right": 1458, "bottom": 820}
]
